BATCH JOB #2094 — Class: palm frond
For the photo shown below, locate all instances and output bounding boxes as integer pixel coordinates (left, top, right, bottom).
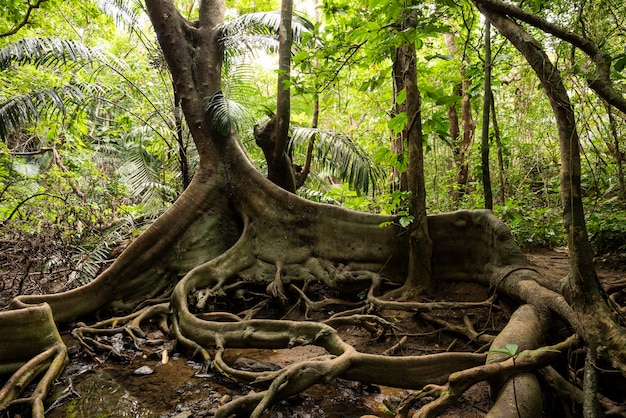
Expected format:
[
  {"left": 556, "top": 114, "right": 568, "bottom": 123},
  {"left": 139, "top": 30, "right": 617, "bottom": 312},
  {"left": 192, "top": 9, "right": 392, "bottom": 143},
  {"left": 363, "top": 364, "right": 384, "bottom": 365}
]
[
  {"left": 75, "top": 243, "right": 112, "bottom": 284},
  {"left": 290, "top": 127, "right": 384, "bottom": 194},
  {"left": 222, "top": 62, "right": 259, "bottom": 96},
  {"left": 219, "top": 11, "right": 314, "bottom": 60},
  {"left": 116, "top": 133, "right": 177, "bottom": 209},
  {"left": 0, "top": 83, "right": 112, "bottom": 140},
  {"left": 72, "top": 215, "right": 138, "bottom": 284},
  {"left": 0, "top": 37, "right": 115, "bottom": 70},
  {"left": 204, "top": 91, "right": 252, "bottom": 136},
  {"left": 95, "top": 0, "right": 146, "bottom": 34},
  {"left": 297, "top": 186, "right": 339, "bottom": 204}
]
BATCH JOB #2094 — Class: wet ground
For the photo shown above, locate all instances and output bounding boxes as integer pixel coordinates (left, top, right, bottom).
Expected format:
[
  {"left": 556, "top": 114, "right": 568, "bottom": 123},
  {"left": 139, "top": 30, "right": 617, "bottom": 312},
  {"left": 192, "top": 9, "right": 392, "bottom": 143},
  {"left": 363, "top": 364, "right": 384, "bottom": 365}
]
[
  {"left": 44, "top": 308, "right": 493, "bottom": 418},
  {"left": 4, "top": 248, "right": 625, "bottom": 417}
]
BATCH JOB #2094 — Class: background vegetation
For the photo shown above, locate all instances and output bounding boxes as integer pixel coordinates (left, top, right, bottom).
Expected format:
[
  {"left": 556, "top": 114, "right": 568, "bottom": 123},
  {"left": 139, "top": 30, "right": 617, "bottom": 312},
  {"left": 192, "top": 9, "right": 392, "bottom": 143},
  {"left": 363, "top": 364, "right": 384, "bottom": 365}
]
[{"left": 2, "top": 0, "right": 625, "bottom": 285}]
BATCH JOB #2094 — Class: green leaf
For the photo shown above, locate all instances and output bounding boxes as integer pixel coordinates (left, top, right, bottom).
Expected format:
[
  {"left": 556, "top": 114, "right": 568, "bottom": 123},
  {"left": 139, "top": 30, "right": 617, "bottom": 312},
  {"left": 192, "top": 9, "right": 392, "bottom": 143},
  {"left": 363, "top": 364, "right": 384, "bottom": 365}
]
[
  {"left": 388, "top": 112, "right": 408, "bottom": 134},
  {"left": 614, "top": 54, "right": 626, "bottom": 72},
  {"left": 395, "top": 88, "right": 406, "bottom": 105},
  {"left": 489, "top": 343, "right": 519, "bottom": 357},
  {"left": 399, "top": 215, "right": 414, "bottom": 228},
  {"left": 505, "top": 343, "right": 519, "bottom": 355},
  {"left": 435, "top": 94, "right": 461, "bottom": 106}
]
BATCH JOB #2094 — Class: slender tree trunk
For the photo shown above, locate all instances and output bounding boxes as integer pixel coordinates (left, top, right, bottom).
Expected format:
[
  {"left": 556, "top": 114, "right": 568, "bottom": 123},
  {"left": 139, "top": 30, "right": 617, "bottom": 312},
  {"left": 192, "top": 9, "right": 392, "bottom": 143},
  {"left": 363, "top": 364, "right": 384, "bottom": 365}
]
[
  {"left": 605, "top": 103, "right": 625, "bottom": 200},
  {"left": 445, "top": 33, "right": 476, "bottom": 206},
  {"left": 173, "top": 87, "right": 190, "bottom": 190},
  {"left": 254, "top": 0, "right": 297, "bottom": 192},
  {"left": 481, "top": 20, "right": 493, "bottom": 210},
  {"left": 295, "top": 3, "right": 320, "bottom": 189},
  {"left": 391, "top": 12, "right": 433, "bottom": 296},
  {"left": 491, "top": 98, "right": 506, "bottom": 205},
  {"left": 391, "top": 55, "right": 408, "bottom": 193},
  {"left": 274, "top": 0, "right": 293, "bottom": 164}
]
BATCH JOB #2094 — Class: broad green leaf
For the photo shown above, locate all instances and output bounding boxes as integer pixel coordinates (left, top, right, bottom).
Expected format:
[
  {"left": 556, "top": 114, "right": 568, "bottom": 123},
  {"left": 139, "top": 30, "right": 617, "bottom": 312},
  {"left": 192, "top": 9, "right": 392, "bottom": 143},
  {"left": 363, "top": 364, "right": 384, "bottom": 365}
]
[
  {"left": 396, "top": 88, "right": 406, "bottom": 105},
  {"left": 399, "top": 215, "right": 414, "bottom": 228},
  {"left": 388, "top": 112, "right": 407, "bottom": 134}
]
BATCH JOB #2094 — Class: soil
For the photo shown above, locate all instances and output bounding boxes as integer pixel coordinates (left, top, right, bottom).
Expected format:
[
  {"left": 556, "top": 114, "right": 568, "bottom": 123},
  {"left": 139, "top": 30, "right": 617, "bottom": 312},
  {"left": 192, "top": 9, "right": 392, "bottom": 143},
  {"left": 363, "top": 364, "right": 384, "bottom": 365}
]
[{"left": 1, "top": 245, "right": 625, "bottom": 418}]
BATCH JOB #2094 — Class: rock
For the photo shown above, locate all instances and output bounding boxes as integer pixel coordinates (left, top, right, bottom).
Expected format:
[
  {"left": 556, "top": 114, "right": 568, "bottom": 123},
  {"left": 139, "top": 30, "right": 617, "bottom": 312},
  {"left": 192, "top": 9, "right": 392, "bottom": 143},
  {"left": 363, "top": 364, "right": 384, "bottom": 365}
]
[
  {"left": 171, "top": 412, "right": 193, "bottom": 418},
  {"left": 233, "top": 356, "right": 281, "bottom": 372},
  {"left": 133, "top": 365, "right": 154, "bottom": 375}
]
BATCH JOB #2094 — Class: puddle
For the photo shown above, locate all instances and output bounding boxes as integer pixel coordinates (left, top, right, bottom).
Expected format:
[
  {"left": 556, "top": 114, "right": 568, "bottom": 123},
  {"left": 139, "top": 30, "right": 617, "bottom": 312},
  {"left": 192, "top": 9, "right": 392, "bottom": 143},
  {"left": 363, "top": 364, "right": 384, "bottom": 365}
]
[{"left": 51, "top": 371, "right": 154, "bottom": 418}]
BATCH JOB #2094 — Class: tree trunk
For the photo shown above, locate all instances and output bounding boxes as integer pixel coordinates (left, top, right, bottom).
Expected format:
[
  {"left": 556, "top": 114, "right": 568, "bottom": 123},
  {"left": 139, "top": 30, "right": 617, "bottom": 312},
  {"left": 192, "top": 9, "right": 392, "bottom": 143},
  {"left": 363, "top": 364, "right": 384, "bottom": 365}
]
[
  {"left": 173, "top": 86, "right": 190, "bottom": 190},
  {"left": 481, "top": 20, "right": 493, "bottom": 210},
  {"left": 391, "top": 53, "right": 408, "bottom": 193},
  {"left": 254, "top": 0, "right": 297, "bottom": 192},
  {"left": 605, "top": 102, "right": 625, "bottom": 200},
  {"left": 390, "top": 11, "right": 433, "bottom": 296},
  {"left": 444, "top": 33, "right": 476, "bottom": 206},
  {"left": 492, "top": 97, "right": 507, "bottom": 204}
]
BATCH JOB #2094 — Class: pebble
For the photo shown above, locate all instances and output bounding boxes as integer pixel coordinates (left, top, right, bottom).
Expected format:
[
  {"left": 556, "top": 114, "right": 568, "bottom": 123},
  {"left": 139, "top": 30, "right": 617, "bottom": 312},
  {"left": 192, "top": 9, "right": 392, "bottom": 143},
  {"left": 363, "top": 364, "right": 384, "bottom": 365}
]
[{"left": 133, "top": 365, "right": 154, "bottom": 375}]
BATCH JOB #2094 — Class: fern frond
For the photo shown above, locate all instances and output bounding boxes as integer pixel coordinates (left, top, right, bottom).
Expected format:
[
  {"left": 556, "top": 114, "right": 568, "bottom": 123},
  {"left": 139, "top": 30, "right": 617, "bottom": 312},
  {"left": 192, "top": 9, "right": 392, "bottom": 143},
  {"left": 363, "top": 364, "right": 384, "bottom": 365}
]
[{"left": 95, "top": 0, "right": 146, "bottom": 34}]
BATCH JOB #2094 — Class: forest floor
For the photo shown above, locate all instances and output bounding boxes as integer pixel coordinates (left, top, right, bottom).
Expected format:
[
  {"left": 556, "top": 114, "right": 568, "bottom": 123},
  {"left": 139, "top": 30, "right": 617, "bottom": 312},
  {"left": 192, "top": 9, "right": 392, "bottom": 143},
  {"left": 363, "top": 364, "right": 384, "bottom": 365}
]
[{"left": 1, "top": 244, "right": 625, "bottom": 418}]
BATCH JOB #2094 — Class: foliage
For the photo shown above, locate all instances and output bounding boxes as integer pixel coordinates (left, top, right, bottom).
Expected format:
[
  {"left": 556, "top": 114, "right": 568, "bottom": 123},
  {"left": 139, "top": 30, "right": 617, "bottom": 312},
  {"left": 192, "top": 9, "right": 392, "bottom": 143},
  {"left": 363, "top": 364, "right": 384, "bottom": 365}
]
[
  {"left": 1, "top": 0, "right": 626, "bottom": 267},
  {"left": 586, "top": 201, "right": 626, "bottom": 264},
  {"left": 495, "top": 199, "right": 565, "bottom": 248}
]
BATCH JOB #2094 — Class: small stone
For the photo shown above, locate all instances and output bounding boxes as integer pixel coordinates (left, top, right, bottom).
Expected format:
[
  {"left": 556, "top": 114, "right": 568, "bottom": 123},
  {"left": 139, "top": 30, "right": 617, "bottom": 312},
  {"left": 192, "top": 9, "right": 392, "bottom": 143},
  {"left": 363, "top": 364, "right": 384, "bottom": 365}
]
[
  {"left": 219, "top": 394, "right": 231, "bottom": 404},
  {"left": 133, "top": 365, "right": 154, "bottom": 375},
  {"left": 171, "top": 412, "right": 193, "bottom": 418}
]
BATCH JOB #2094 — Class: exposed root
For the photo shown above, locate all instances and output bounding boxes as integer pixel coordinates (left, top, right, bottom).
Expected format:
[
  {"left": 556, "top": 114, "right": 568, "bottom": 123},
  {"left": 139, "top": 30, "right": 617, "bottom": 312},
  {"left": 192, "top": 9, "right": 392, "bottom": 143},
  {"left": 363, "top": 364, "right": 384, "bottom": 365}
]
[
  {"left": 290, "top": 284, "right": 363, "bottom": 319},
  {"left": 0, "top": 343, "right": 67, "bottom": 418},
  {"left": 540, "top": 365, "right": 626, "bottom": 416},
  {"left": 383, "top": 336, "right": 408, "bottom": 355},
  {"left": 323, "top": 313, "right": 397, "bottom": 338},
  {"left": 72, "top": 302, "right": 170, "bottom": 357},
  {"left": 403, "top": 335, "right": 577, "bottom": 418},
  {"left": 0, "top": 304, "right": 68, "bottom": 418},
  {"left": 369, "top": 276, "right": 498, "bottom": 312},
  {"left": 418, "top": 312, "right": 495, "bottom": 346},
  {"left": 2, "top": 208, "right": 609, "bottom": 417},
  {"left": 211, "top": 346, "right": 283, "bottom": 384}
]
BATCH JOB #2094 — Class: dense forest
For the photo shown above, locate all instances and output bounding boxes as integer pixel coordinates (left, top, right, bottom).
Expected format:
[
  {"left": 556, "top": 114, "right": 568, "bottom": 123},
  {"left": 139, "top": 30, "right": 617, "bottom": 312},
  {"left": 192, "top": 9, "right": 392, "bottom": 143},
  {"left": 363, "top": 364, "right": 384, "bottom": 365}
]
[{"left": 1, "top": 0, "right": 626, "bottom": 417}]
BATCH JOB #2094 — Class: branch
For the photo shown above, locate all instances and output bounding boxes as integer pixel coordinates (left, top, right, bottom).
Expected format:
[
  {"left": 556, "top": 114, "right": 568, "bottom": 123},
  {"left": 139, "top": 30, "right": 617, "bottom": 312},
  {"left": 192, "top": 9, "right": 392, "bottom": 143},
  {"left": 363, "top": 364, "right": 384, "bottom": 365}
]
[
  {"left": 472, "top": 0, "right": 626, "bottom": 114},
  {"left": 0, "top": 0, "right": 50, "bottom": 38}
]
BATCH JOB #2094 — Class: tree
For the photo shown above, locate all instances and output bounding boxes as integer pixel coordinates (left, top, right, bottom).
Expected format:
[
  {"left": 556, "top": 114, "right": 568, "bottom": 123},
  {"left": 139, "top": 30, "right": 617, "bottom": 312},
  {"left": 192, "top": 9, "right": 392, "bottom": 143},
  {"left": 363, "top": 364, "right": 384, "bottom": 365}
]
[
  {"left": 2, "top": 0, "right": 626, "bottom": 417},
  {"left": 387, "top": 6, "right": 433, "bottom": 296},
  {"left": 480, "top": 19, "right": 493, "bottom": 210},
  {"left": 444, "top": 27, "right": 476, "bottom": 207}
]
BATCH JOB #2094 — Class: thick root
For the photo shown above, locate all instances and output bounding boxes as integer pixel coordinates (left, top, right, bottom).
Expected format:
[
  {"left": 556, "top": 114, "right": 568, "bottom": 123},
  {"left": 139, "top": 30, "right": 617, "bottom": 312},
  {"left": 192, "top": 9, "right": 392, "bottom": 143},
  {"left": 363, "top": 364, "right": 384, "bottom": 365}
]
[{"left": 0, "top": 303, "right": 68, "bottom": 418}]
